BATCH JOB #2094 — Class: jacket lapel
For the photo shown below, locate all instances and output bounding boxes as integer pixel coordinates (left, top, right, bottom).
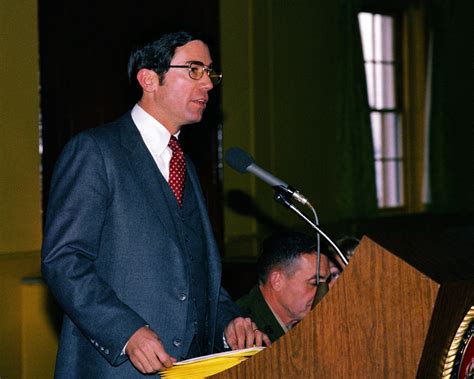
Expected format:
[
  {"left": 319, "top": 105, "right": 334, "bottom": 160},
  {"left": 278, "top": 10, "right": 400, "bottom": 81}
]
[{"left": 118, "top": 113, "right": 179, "bottom": 240}]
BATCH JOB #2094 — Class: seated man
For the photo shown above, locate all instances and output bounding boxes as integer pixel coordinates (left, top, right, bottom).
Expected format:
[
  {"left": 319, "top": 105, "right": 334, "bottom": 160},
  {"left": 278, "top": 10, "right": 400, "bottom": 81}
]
[{"left": 237, "top": 231, "right": 330, "bottom": 343}]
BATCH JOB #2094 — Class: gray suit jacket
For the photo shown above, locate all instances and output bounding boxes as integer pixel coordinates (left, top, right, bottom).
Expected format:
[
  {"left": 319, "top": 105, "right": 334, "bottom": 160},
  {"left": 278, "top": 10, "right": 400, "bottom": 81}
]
[{"left": 41, "top": 112, "right": 240, "bottom": 378}]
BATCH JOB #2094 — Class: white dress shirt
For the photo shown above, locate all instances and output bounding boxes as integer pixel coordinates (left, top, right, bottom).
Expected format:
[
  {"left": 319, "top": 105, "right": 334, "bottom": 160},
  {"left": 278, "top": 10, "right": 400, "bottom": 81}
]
[{"left": 131, "top": 104, "right": 180, "bottom": 181}]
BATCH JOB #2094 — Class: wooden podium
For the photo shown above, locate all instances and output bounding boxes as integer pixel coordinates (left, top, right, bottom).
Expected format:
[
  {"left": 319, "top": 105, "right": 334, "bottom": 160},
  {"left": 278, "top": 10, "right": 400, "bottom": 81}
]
[{"left": 212, "top": 235, "right": 474, "bottom": 378}]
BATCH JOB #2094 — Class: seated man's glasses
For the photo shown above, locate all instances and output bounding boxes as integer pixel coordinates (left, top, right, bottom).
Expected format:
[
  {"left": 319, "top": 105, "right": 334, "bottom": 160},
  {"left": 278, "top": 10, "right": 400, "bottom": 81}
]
[{"left": 168, "top": 61, "right": 222, "bottom": 85}]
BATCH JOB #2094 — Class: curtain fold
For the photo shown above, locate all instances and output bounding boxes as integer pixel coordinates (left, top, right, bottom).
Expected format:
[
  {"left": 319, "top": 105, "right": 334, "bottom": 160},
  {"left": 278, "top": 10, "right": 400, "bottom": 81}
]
[
  {"left": 332, "top": 0, "right": 378, "bottom": 219},
  {"left": 428, "top": 0, "right": 474, "bottom": 213}
]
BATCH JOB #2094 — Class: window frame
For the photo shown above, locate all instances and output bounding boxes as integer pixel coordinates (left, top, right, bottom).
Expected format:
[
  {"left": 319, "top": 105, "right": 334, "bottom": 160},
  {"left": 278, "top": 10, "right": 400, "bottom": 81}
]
[{"left": 359, "top": 6, "right": 427, "bottom": 214}]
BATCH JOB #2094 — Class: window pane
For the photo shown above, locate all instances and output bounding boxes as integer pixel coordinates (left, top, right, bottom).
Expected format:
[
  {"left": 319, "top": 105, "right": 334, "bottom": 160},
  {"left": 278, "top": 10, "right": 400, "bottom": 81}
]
[
  {"left": 384, "top": 160, "right": 403, "bottom": 207},
  {"left": 374, "top": 63, "right": 383, "bottom": 108},
  {"left": 375, "top": 160, "right": 384, "bottom": 207},
  {"left": 371, "top": 112, "right": 382, "bottom": 159},
  {"left": 381, "top": 113, "right": 402, "bottom": 158},
  {"left": 358, "top": 13, "right": 374, "bottom": 61},
  {"left": 382, "top": 64, "right": 396, "bottom": 108},
  {"left": 365, "top": 63, "right": 375, "bottom": 107},
  {"left": 374, "top": 63, "right": 396, "bottom": 109},
  {"left": 374, "top": 15, "right": 394, "bottom": 61},
  {"left": 381, "top": 16, "right": 394, "bottom": 61},
  {"left": 374, "top": 15, "right": 383, "bottom": 61}
]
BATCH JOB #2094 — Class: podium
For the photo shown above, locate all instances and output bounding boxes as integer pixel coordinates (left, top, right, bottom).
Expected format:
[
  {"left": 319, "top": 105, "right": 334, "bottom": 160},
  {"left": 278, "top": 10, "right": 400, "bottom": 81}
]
[{"left": 212, "top": 234, "right": 474, "bottom": 378}]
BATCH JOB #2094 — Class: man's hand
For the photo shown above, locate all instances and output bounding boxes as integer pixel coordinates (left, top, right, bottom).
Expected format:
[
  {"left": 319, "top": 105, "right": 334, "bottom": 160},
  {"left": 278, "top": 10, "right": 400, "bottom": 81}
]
[
  {"left": 224, "top": 317, "right": 271, "bottom": 350},
  {"left": 125, "top": 326, "right": 176, "bottom": 374}
]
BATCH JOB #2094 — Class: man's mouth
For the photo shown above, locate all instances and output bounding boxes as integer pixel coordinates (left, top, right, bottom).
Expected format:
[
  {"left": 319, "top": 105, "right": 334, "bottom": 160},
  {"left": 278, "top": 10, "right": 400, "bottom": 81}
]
[{"left": 193, "top": 99, "right": 208, "bottom": 108}]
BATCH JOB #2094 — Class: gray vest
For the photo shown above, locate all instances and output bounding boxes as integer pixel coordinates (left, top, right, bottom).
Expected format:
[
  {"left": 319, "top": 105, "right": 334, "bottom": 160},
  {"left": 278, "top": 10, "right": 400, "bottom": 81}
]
[{"left": 158, "top": 169, "right": 209, "bottom": 359}]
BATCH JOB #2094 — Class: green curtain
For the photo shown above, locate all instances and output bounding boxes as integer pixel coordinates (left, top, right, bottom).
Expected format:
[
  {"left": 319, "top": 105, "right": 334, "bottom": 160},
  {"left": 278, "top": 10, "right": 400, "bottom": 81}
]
[
  {"left": 428, "top": 0, "right": 474, "bottom": 213},
  {"left": 331, "top": 0, "right": 378, "bottom": 219}
]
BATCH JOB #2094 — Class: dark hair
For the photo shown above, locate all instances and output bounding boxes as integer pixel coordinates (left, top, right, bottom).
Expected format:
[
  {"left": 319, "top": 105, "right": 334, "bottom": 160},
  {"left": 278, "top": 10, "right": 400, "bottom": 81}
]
[
  {"left": 127, "top": 30, "right": 208, "bottom": 88},
  {"left": 336, "top": 236, "right": 360, "bottom": 260},
  {"left": 257, "top": 231, "right": 318, "bottom": 284},
  {"left": 328, "top": 236, "right": 360, "bottom": 266}
]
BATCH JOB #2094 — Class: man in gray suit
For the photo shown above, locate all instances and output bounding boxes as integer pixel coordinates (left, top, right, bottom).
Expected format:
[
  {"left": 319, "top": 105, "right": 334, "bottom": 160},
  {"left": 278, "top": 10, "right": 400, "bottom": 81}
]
[{"left": 42, "top": 31, "right": 269, "bottom": 378}]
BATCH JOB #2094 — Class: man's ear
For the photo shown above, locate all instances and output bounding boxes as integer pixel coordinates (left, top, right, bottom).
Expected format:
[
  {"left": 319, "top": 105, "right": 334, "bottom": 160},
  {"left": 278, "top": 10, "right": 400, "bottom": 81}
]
[
  {"left": 268, "top": 270, "right": 284, "bottom": 291},
  {"left": 136, "top": 68, "right": 158, "bottom": 92}
]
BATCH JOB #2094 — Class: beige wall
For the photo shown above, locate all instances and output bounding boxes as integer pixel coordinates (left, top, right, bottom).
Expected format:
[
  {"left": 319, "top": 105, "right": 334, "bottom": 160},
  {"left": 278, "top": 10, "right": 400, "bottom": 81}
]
[
  {"left": 0, "top": 252, "right": 57, "bottom": 377},
  {"left": 0, "top": 0, "right": 55, "bottom": 377},
  {"left": 0, "top": 0, "right": 42, "bottom": 254}
]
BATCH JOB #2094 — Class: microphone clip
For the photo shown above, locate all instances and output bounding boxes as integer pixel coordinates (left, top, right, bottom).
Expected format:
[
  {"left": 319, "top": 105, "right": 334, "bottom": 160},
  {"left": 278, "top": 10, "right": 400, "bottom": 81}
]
[
  {"left": 272, "top": 185, "right": 309, "bottom": 206},
  {"left": 274, "top": 191, "right": 293, "bottom": 209}
]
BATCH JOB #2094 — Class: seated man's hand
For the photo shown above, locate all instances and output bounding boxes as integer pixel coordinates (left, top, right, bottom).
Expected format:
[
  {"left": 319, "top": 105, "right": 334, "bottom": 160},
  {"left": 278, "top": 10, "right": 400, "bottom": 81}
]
[
  {"left": 125, "top": 326, "right": 176, "bottom": 374},
  {"left": 224, "top": 317, "right": 271, "bottom": 350}
]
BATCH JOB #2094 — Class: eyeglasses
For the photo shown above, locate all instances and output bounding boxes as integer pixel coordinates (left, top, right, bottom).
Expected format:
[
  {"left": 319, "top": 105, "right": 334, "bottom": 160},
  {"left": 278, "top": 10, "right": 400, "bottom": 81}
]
[{"left": 168, "top": 61, "right": 222, "bottom": 85}]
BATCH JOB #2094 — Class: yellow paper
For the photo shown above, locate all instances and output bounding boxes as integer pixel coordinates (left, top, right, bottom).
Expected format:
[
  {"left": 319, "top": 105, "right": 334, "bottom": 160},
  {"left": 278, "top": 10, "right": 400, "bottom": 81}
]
[{"left": 160, "top": 347, "right": 264, "bottom": 378}]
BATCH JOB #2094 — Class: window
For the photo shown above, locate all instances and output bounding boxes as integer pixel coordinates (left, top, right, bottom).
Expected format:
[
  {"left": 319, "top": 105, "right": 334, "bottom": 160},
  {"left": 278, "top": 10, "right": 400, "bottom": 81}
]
[{"left": 358, "top": 12, "right": 403, "bottom": 208}]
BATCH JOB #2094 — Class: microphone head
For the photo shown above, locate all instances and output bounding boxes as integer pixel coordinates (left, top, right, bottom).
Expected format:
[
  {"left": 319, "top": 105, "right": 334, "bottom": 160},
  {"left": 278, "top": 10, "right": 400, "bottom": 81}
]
[{"left": 225, "top": 147, "right": 255, "bottom": 173}]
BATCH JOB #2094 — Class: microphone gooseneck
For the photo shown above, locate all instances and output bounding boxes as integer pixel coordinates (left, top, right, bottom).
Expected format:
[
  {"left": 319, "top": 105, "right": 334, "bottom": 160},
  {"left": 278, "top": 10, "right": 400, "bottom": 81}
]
[{"left": 274, "top": 193, "right": 349, "bottom": 266}]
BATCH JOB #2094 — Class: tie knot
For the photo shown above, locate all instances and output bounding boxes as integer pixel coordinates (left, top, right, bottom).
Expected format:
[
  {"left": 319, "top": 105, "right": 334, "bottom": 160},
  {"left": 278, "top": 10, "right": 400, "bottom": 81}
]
[{"left": 168, "top": 136, "right": 182, "bottom": 153}]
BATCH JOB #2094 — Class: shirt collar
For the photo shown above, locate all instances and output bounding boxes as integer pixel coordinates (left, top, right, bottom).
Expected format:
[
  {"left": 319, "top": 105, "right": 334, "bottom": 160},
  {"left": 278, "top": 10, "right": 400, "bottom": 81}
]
[
  {"left": 260, "top": 288, "right": 290, "bottom": 333},
  {"left": 131, "top": 104, "right": 180, "bottom": 157}
]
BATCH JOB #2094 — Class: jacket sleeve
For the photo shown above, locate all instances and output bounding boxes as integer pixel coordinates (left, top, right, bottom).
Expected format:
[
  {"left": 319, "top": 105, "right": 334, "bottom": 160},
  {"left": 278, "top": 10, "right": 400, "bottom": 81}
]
[{"left": 41, "top": 132, "right": 146, "bottom": 366}]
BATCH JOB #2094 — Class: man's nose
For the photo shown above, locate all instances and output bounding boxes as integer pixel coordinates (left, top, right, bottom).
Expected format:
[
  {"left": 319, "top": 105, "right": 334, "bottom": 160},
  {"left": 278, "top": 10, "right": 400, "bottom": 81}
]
[{"left": 200, "top": 73, "right": 214, "bottom": 90}]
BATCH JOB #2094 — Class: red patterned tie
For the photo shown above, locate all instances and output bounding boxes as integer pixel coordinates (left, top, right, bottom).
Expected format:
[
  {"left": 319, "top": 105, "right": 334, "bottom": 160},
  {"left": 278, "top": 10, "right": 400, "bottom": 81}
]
[{"left": 168, "top": 136, "right": 186, "bottom": 207}]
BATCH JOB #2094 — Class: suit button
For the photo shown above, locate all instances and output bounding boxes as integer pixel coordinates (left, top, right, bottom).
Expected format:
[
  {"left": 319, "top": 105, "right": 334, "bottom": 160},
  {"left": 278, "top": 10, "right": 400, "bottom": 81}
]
[
  {"left": 173, "top": 339, "right": 182, "bottom": 347},
  {"left": 105, "top": 349, "right": 109, "bottom": 355},
  {"left": 178, "top": 293, "right": 187, "bottom": 301},
  {"left": 95, "top": 342, "right": 99, "bottom": 347},
  {"left": 100, "top": 346, "right": 104, "bottom": 351}
]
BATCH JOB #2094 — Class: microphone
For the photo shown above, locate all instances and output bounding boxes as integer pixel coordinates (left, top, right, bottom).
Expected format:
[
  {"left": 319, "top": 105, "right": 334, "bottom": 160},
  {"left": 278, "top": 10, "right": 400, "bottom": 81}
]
[
  {"left": 225, "top": 147, "right": 348, "bottom": 266},
  {"left": 224, "top": 147, "right": 309, "bottom": 205}
]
